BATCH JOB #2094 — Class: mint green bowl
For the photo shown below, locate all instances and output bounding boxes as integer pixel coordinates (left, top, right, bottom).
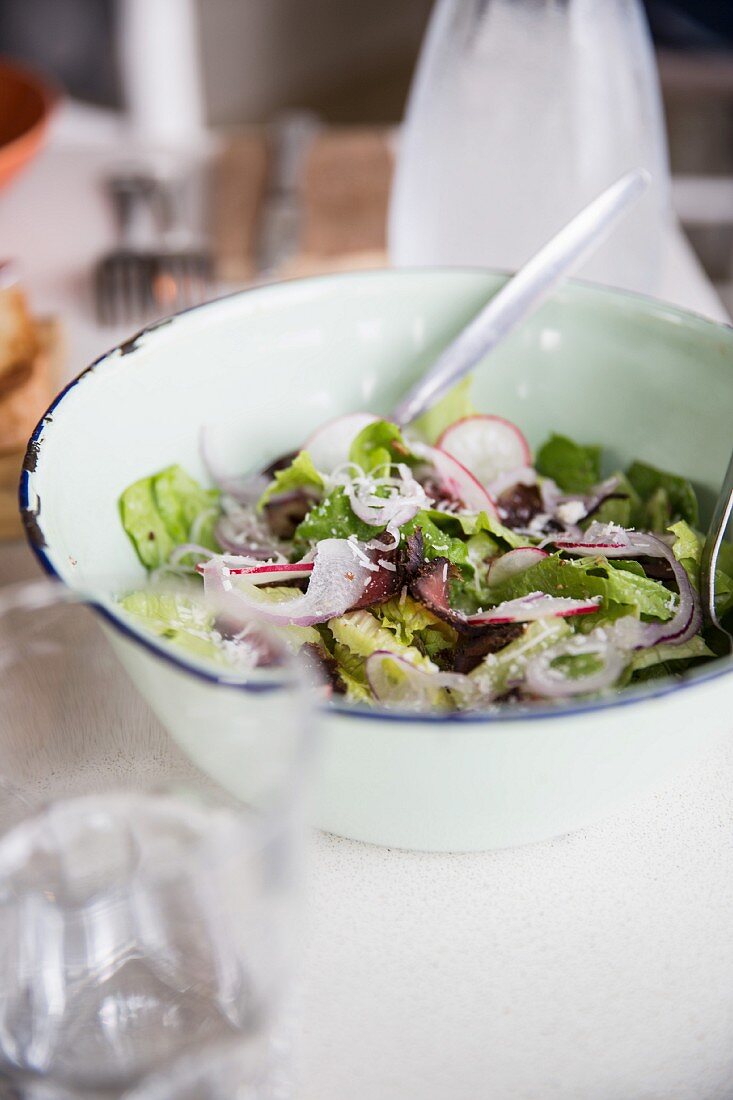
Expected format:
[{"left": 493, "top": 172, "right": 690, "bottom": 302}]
[{"left": 20, "top": 270, "right": 733, "bottom": 851}]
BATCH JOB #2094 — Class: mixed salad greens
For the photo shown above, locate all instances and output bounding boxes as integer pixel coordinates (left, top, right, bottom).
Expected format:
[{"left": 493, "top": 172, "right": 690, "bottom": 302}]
[{"left": 118, "top": 383, "right": 732, "bottom": 711}]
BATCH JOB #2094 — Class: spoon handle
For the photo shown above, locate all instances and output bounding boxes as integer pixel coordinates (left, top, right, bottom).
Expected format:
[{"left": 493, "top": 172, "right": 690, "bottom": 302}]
[
  {"left": 392, "top": 168, "right": 650, "bottom": 427},
  {"left": 701, "top": 447, "right": 733, "bottom": 631}
]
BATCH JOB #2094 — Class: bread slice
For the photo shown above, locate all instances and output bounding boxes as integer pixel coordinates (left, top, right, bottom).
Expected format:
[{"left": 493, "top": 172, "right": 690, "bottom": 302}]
[
  {"left": 0, "top": 286, "right": 39, "bottom": 380},
  {"left": 0, "top": 316, "right": 62, "bottom": 540},
  {"left": 0, "top": 317, "right": 58, "bottom": 456}
]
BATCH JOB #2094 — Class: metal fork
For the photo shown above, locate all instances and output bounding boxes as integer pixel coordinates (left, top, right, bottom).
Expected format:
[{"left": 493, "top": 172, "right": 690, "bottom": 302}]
[
  {"left": 94, "top": 173, "right": 158, "bottom": 326},
  {"left": 701, "top": 447, "right": 733, "bottom": 655},
  {"left": 148, "top": 171, "right": 213, "bottom": 315},
  {"left": 95, "top": 170, "right": 213, "bottom": 326}
]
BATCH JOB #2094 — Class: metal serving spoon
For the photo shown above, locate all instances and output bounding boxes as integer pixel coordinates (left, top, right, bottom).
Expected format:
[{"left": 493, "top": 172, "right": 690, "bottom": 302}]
[
  {"left": 701, "top": 448, "right": 733, "bottom": 654},
  {"left": 392, "top": 168, "right": 650, "bottom": 426}
]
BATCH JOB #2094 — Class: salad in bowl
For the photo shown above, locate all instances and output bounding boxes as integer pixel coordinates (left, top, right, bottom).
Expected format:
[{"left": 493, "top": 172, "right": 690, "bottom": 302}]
[{"left": 118, "top": 383, "right": 730, "bottom": 713}]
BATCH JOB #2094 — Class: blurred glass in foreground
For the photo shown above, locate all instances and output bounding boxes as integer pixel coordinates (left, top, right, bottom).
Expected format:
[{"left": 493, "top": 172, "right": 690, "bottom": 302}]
[
  {"left": 390, "top": 0, "right": 671, "bottom": 294},
  {"left": 0, "top": 581, "right": 313, "bottom": 1099}
]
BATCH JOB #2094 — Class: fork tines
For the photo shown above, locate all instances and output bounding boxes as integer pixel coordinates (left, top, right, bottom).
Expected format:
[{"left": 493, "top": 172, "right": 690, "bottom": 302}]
[
  {"left": 94, "top": 250, "right": 155, "bottom": 326},
  {"left": 95, "top": 248, "right": 213, "bottom": 326},
  {"left": 150, "top": 250, "right": 213, "bottom": 316}
]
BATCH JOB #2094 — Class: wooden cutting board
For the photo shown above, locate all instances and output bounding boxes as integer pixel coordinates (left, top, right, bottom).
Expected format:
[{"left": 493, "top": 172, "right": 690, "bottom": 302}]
[{"left": 0, "top": 317, "right": 63, "bottom": 541}]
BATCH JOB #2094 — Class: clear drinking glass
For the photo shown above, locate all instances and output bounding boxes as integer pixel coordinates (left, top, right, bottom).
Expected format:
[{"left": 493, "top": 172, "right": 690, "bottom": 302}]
[
  {"left": 0, "top": 581, "right": 313, "bottom": 1099},
  {"left": 389, "top": 0, "right": 671, "bottom": 294}
]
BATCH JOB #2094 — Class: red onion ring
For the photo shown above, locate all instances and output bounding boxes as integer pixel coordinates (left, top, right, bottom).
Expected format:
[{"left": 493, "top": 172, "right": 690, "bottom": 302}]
[
  {"left": 551, "top": 522, "right": 701, "bottom": 648},
  {"left": 487, "top": 465, "right": 537, "bottom": 498},
  {"left": 365, "top": 650, "right": 475, "bottom": 710},
  {"left": 525, "top": 630, "right": 626, "bottom": 697},
  {"left": 202, "top": 538, "right": 373, "bottom": 627}
]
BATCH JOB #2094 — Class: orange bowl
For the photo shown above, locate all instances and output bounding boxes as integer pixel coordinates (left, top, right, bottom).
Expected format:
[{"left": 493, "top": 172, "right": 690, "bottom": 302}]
[{"left": 0, "top": 59, "right": 57, "bottom": 191}]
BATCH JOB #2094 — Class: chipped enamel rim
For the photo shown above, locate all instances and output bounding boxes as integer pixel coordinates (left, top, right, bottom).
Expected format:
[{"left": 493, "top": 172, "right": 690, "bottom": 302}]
[{"left": 18, "top": 268, "right": 733, "bottom": 722}]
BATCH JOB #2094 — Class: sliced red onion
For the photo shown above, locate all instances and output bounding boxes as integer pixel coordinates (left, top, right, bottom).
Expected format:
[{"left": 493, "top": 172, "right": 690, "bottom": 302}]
[
  {"left": 539, "top": 476, "right": 563, "bottom": 514},
  {"left": 487, "top": 465, "right": 537, "bottom": 499},
  {"left": 576, "top": 475, "right": 624, "bottom": 523},
  {"left": 551, "top": 522, "right": 701, "bottom": 648},
  {"left": 468, "top": 592, "right": 601, "bottom": 625},
  {"left": 524, "top": 629, "right": 626, "bottom": 697},
  {"left": 202, "top": 538, "right": 372, "bottom": 627},
  {"left": 169, "top": 543, "right": 219, "bottom": 567},
  {"left": 366, "top": 526, "right": 401, "bottom": 553},
  {"left": 344, "top": 468, "right": 428, "bottom": 529},
  {"left": 196, "top": 560, "right": 314, "bottom": 584},
  {"left": 365, "top": 650, "right": 476, "bottom": 710},
  {"left": 487, "top": 547, "right": 548, "bottom": 587}
]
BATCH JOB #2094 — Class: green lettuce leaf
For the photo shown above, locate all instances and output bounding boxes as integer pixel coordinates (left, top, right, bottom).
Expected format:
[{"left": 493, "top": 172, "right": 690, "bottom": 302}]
[
  {"left": 488, "top": 553, "right": 677, "bottom": 622},
  {"left": 293, "top": 486, "right": 382, "bottom": 547},
  {"left": 626, "top": 460, "right": 698, "bottom": 528},
  {"left": 536, "top": 433, "right": 602, "bottom": 493},
  {"left": 624, "top": 634, "right": 714, "bottom": 684},
  {"left": 151, "top": 466, "right": 218, "bottom": 545},
  {"left": 332, "top": 643, "right": 372, "bottom": 703},
  {"left": 120, "top": 589, "right": 221, "bottom": 661},
  {"left": 120, "top": 477, "right": 174, "bottom": 570},
  {"left": 409, "top": 377, "right": 476, "bottom": 444},
  {"left": 349, "top": 419, "right": 414, "bottom": 473},
  {"left": 328, "top": 608, "right": 436, "bottom": 669},
  {"left": 400, "top": 511, "right": 469, "bottom": 565},
  {"left": 440, "top": 508, "right": 529, "bottom": 550},
  {"left": 258, "top": 451, "right": 324, "bottom": 511},
  {"left": 120, "top": 465, "right": 219, "bottom": 569},
  {"left": 327, "top": 608, "right": 440, "bottom": 704},
  {"left": 669, "top": 519, "right": 733, "bottom": 618},
  {"left": 374, "top": 594, "right": 456, "bottom": 660}
]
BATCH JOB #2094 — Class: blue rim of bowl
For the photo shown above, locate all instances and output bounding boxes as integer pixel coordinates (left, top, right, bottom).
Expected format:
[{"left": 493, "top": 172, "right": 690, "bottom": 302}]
[{"left": 18, "top": 267, "right": 733, "bottom": 722}]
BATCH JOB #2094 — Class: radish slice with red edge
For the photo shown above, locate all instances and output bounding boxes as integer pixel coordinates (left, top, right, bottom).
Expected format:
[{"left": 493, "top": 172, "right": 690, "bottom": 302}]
[
  {"left": 548, "top": 521, "right": 633, "bottom": 553},
  {"left": 437, "top": 415, "right": 531, "bottom": 487},
  {"left": 487, "top": 547, "right": 548, "bottom": 587},
  {"left": 196, "top": 561, "right": 314, "bottom": 584},
  {"left": 201, "top": 539, "right": 372, "bottom": 627},
  {"left": 303, "top": 412, "right": 378, "bottom": 474},
  {"left": 467, "top": 591, "right": 601, "bottom": 625},
  {"left": 365, "top": 650, "right": 475, "bottom": 710},
  {"left": 412, "top": 442, "right": 499, "bottom": 516}
]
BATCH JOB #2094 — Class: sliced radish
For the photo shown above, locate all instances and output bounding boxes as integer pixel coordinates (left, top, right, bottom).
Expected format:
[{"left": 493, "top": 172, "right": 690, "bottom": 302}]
[
  {"left": 303, "top": 412, "right": 378, "bottom": 474},
  {"left": 467, "top": 592, "right": 601, "bottom": 625},
  {"left": 437, "top": 415, "right": 531, "bottom": 487},
  {"left": 196, "top": 560, "right": 314, "bottom": 584},
  {"left": 412, "top": 442, "right": 499, "bottom": 517},
  {"left": 487, "top": 547, "right": 548, "bottom": 587}
]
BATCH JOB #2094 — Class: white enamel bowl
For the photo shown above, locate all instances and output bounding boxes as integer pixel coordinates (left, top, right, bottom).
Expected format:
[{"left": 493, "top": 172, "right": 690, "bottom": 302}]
[{"left": 20, "top": 270, "right": 733, "bottom": 851}]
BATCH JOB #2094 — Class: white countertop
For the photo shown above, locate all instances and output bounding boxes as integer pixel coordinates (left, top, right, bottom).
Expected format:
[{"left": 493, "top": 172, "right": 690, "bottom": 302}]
[{"left": 2, "top": 104, "right": 733, "bottom": 1100}]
